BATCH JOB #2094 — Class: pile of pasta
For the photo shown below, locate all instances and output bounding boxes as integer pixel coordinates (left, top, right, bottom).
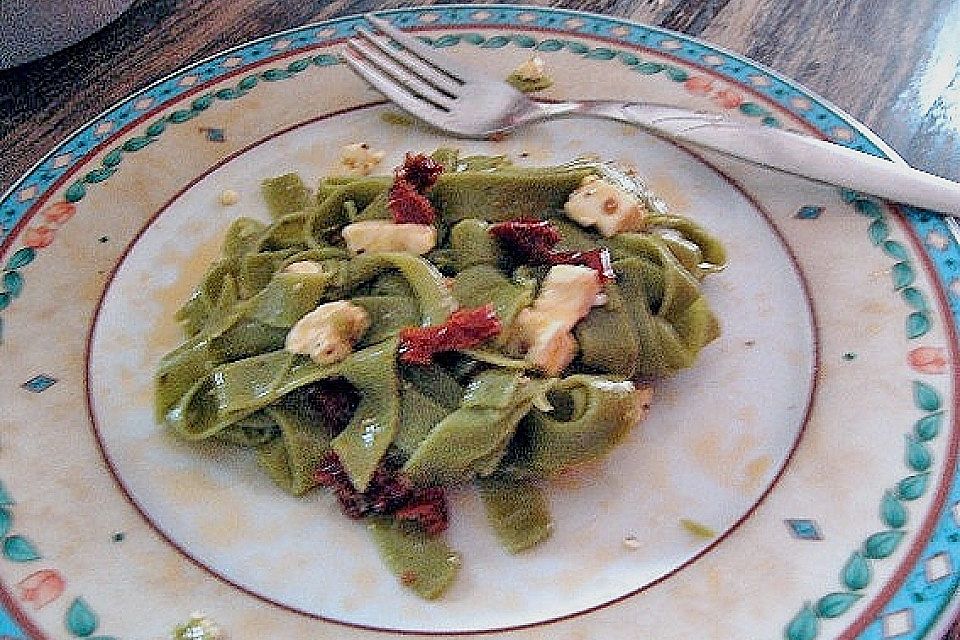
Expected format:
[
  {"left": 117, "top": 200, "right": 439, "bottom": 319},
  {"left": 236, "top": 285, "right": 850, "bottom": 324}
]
[{"left": 155, "top": 149, "right": 726, "bottom": 598}]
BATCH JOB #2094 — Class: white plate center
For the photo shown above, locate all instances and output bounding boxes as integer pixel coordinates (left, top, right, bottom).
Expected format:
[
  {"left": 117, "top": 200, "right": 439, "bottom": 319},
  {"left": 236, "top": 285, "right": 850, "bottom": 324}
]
[{"left": 88, "top": 108, "right": 815, "bottom": 632}]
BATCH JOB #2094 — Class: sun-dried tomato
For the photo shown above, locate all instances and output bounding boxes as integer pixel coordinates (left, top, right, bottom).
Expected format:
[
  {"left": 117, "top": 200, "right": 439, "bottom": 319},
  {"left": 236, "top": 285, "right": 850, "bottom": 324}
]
[
  {"left": 314, "top": 451, "right": 449, "bottom": 534},
  {"left": 395, "top": 486, "right": 448, "bottom": 537},
  {"left": 293, "top": 378, "right": 360, "bottom": 434},
  {"left": 395, "top": 153, "right": 444, "bottom": 192},
  {"left": 388, "top": 180, "right": 436, "bottom": 224},
  {"left": 488, "top": 219, "right": 561, "bottom": 262},
  {"left": 398, "top": 305, "right": 502, "bottom": 365},
  {"left": 549, "top": 247, "right": 615, "bottom": 282},
  {"left": 489, "top": 218, "right": 615, "bottom": 282}
]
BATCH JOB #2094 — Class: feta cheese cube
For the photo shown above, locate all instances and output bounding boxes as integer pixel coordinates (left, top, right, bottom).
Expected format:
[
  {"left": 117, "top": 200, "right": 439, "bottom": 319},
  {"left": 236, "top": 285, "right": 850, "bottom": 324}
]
[
  {"left": 285, "top": 300, "right": 370, "bottom": 364},
  {"left": 513, "top": 264, "right": 603, "bottom": 375},
  {"left": 514, "top": 56, "right": 546, "bottom": 81},
  {"left": 340, "top": 142, "right": 386, "bottom": 175},
  {"left": 564, "top": 175, "right": 646, "bottom": 236},
  {"left": 283, "top": 260, "right": 325, "bottom": 274},
  {"left": 341, "top": 220, "right": 437, "bottom": 255}
]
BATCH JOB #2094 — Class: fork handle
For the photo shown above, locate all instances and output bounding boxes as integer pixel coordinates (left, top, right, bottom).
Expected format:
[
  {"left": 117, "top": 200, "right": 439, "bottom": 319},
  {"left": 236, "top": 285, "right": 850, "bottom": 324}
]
[{"left": 544, "top": 100, "right": 960, "bottom": 214}]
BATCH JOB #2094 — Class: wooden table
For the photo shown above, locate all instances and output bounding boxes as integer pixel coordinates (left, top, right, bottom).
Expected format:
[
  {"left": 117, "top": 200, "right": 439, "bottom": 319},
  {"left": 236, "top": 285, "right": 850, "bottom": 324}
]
[
  {"left": 2, "top": 0, "right": 959, "bottom": 194},
  {"left": 0, "top": 1, "right": 958, "bottom": 638}
]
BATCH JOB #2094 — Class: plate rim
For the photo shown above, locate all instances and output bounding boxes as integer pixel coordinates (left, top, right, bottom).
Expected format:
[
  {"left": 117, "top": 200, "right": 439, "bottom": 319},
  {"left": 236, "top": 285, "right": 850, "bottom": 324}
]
[{"left": 0, "top": 5, "right": 957, "bottom": 639}]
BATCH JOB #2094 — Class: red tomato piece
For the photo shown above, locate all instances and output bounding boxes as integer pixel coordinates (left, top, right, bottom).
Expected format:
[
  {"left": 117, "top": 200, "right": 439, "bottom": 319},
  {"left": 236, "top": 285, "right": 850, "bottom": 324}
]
[
  {"left": 398, "top": 305, "right": 502, "bottom": 365},
  {"left": 388, "top": 179, "right": 437, "bottom": 224}
]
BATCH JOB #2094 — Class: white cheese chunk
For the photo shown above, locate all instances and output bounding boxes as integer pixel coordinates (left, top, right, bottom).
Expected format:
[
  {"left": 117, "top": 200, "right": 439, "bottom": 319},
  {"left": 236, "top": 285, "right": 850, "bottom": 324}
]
[
  {"left": 564, "top": 175, "right": 646, "bottom": 237},
  {"left": 285, "top": 300, "right": 370, "bottom": 364},
  {"left": 513, "top": 264, "right": 603, "bottom": 375},
  {"left": 339, "top": 142, "right": 386, "bottom": 175},
  {"left": 218, "top": 189, "right": 239, "bottom": 206},
  {"left": 283, "top": 260, "right": 325, "bottom": 274},
  {"left": 514, "top": 56, "right": 546, "bottom": 81},
  {"left": 634, "top": 385, "right": 654, "bottom": 422},
  {"left": 341, "top": 220, "right": 436, "bottom": 255}
]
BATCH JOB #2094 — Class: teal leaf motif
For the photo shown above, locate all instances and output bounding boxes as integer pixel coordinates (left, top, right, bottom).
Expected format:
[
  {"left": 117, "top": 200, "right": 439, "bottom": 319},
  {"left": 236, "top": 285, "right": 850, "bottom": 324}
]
[
  {"left": 121, "top": 136, "right": 152, "bottom": 152},
  {"left": 536, "top": 39, "right": 564, "bottom": 52},
  {"left": 901, "top": 287, "right": 928, "bottom": 311},
  {"left": 512, "top": 35, "right": 537, "bottom": 48},
  {"left": 84, "top": 167, "right": 116, "bottom": 184},
  {"left": 3, "top": 535, "right": 40, "bottom": 561},
  {"left": 891, "top": 262, "right": 914, "bottom": 289},
  {"left": 868, "top": 219, "right": 889, "bottom": 245},
  {"left": 66, "top": 597, "right": 98, "bottom": 637},
  {"left": 191, "top": 94, "right": 214, "bottom": 111},
  {"left": 840, "top": 189, "right": 860, "bottom": 203},
  {"left": 913, "top": 380, "right": 941, "bottom": 411},
  {"left": 101, "top": 148, "right": 124, "bottom": 168},
  {"left": 618, "top": 52, "right": 640, "bottom": 66},
  {"left": 739, "top": 102, "right": 767, "bottom": 117},
  {"left": 634, "top": 62, "right": 665, "bottom": 74},
  {"left": 480, "top": 35, "right": 510, "bottom": 48},
  {"left": 261, "top": 68, "right": 291, "bottom": 81},
  {"left": 215, "top": 88, "right": 245, "bottom": 100},
  {"left": 816, "top": 592, "right": 862, "bottom": 618},
  {"left": 762, "top": 115, "right": 781, "bottom": 127},
  {"left": 880, "top": 491, "right": 907, "bottom": 529},
  {"left": 65, "top": 181, "right": 87, "bottom": 203},
  {"left": 898, "top": 472, "right": 929, "bottom": 500},
  {"left": 585, "top": 47, "right": 617, "bottom": 60},
  {"left": 145, "top": 120, "right": 166, "bottom": 137},
  {"left": 666, "top": 67, "right": 689, "bottom": 82},
  {"left": 0, "top": 506, "right": 10, "bottom": 538},
  {"left": 855, "top": 198, "right": 882, "bottom": 219},
  {"left": 287, "top": 59, "right": 311, "bottom": 73},
  {"left": 3, "top": 270, "right": 23, "bottom": 297},
  {"left": 0, "top": 481, "right": 12, "bottom": 506},
  {"left": 461, "top": 33, "right": 485, "bottom": 45},
  {"left": 905, "top": 435, "right": 932, "bottom": 472},
  {"left": 6, "top": 247, "right": 36, "bottom": 270},
  {"left": 311, "top": 54, "right": 339, "bottom": 66},
  {"left": 0, "top": 292, "right": 8, "bottom": 311},
  {"left": 915, "top": 412, "right": 943, "bottom": 441},
  {"left": 883, "top": 239, "right": 909, "bottom": 260},
  {"left": 433, "top": 35, "right": 461, "bottom": 47},
  {"left": 564, "top": 41, "right": 590, "bottom": 54},
  {"left": 785, "top": 603, "right": 818, "bottom": 640},
  {"left": 842, "top": 552, "right": 871, "bottom": 590},
  {"left": 906, "top": 311, "right": 930, "bottom": 339},
  {"left": 168, "top": 109, "right": 195, "bottom": 124},
  {"left": 237, "top": 75, "right": 259, "bottom": 91},
  {"left": 863, "top": 530, "right": 905, "bottom": 559}
]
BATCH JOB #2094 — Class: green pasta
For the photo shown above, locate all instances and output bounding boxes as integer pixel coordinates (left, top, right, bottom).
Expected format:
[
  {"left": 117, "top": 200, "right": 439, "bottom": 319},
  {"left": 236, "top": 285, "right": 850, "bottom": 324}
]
[
  {"left": 477, "top": 479, "right": 553, "bottom": 553},
  {"left": 156, "top": 148, "right": 726, "bottom": 599}
]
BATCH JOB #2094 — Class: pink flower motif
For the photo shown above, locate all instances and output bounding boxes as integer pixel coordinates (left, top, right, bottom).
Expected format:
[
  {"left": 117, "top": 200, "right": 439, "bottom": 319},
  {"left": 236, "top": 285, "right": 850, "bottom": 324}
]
[
  {"left": 908, "top": 346, "right": 948, "bottom": 374},
  {"left": 23, "top": 225, "right": 55, "bottom": 249},
  {"left": 17, "top": 569, "right": 65, "bottom": 609},
  {"left": 684, "top": 75, "right": 713, "bottom": 96},
  {"left": 713, "top": 88, "right": 743, "bottom": 109},
  {"left": 41, "top": 202, "right": 76, "bottom": 226}
]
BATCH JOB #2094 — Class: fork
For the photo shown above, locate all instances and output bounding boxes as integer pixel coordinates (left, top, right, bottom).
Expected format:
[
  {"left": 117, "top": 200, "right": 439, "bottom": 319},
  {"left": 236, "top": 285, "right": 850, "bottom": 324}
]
[{"left": 345, "top": 14, "right": 960, "bottom": 215}]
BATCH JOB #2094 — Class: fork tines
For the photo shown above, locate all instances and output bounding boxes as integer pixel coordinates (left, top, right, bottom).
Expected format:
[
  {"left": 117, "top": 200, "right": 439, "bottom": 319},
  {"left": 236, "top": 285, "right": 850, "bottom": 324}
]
[{"left": 344, "top": 14, "right": 469, "bottom": 114}]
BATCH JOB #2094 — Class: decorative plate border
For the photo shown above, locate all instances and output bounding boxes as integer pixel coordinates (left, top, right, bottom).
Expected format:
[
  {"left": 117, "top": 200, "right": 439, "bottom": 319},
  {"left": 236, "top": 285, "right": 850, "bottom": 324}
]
[{"left": 0, "top": 6, "right": 958, "bottom": 639}]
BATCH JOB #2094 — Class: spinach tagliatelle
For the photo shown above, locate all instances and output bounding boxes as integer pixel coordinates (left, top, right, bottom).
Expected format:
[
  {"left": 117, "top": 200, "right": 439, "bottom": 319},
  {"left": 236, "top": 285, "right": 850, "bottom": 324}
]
[{"left": 155, "top": 148, "right": 726, "bottom": 599}]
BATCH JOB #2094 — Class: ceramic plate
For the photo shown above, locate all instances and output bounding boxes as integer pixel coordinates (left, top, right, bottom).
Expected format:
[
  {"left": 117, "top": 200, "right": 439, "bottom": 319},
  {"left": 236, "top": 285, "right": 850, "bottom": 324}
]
[{"left": 1, "top": 6, "right": 958, "bottom": 639}]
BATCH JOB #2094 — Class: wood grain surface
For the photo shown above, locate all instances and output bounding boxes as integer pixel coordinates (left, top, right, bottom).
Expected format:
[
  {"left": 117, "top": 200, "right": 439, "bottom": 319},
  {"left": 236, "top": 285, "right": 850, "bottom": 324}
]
[
  {"left": 0, "top": 1, "right": 958, "bottom": 637},
  {"left": 2, "top": 0, "right": 960, "bottom": 194}
]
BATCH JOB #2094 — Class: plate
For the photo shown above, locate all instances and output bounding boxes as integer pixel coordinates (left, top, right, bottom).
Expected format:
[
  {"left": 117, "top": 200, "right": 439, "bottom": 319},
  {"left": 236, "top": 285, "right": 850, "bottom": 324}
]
[{"left": 1, "top": 6, "right": 958, "bottom": 639}]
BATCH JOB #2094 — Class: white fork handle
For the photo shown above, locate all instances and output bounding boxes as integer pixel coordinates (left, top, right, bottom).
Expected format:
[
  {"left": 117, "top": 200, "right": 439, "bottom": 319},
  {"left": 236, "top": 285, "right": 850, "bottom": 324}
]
[{"left": 546, "top": 100, "right": 960, "bottom": 214}]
